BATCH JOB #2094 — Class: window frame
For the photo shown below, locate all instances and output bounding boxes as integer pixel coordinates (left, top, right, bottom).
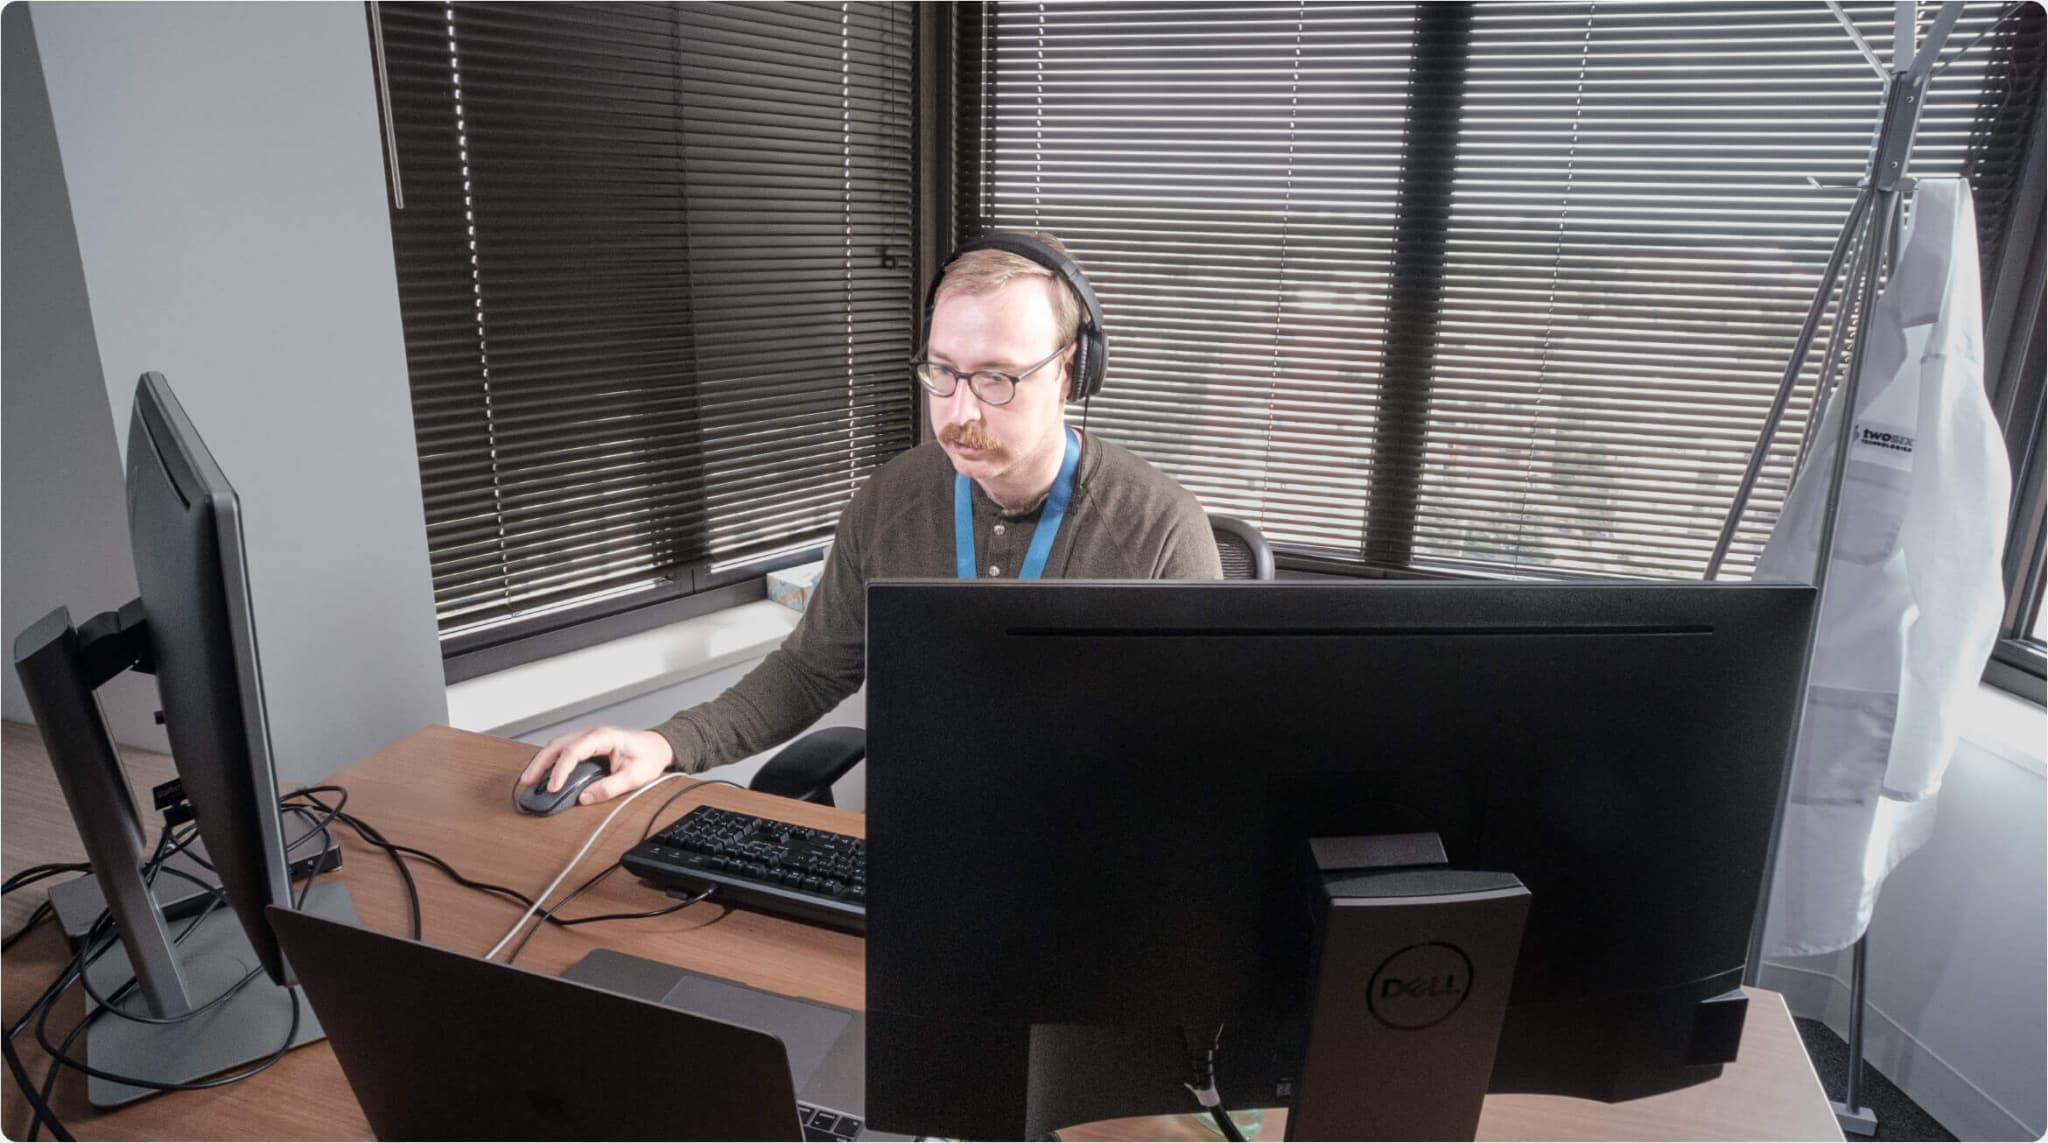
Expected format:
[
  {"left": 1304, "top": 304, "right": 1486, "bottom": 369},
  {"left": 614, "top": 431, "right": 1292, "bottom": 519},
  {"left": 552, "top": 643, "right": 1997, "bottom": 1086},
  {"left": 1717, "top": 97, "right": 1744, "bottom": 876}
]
[{"left": 1981, "top": 96, "right": 2045, "bottom": 706}]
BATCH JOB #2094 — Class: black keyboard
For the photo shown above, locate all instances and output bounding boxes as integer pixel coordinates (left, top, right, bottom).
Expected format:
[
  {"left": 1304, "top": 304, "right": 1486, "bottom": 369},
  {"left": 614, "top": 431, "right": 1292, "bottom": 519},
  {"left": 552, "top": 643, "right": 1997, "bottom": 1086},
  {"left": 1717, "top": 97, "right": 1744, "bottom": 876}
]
[
  {"left": 621, "top": 805, "right": 866, "bottom": 933},
  {"left": 799, "top": 1102, "right": 863, "bottom": 1141}
]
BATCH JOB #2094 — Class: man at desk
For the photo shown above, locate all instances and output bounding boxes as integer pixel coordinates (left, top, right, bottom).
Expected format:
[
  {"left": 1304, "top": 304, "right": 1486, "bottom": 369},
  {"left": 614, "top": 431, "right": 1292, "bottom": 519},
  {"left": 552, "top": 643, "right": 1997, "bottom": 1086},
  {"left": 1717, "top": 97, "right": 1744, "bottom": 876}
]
[{"left": 520, "top": 231, "right": 1222, "bottom": 803}]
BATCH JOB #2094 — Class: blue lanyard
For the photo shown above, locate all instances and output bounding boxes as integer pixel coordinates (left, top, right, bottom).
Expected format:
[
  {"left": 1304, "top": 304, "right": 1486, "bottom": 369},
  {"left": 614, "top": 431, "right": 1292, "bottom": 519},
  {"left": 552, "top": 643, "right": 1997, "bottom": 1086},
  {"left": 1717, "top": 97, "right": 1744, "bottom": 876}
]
[{"left": 955, "top": 427, "right": 1082, "bottom": 580}]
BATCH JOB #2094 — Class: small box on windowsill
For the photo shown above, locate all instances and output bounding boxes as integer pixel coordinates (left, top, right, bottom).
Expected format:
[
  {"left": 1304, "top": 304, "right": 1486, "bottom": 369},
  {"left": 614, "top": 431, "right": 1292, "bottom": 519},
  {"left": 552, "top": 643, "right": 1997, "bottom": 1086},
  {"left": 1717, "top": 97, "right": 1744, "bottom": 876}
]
[{"left": 768, "top": 559, "right": 828, "bottom": 614}]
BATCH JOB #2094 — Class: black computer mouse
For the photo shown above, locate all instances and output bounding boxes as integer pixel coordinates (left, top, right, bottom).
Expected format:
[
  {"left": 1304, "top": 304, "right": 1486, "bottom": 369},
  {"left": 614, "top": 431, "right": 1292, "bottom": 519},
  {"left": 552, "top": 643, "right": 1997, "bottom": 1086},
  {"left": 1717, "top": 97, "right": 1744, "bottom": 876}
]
[{"left": 514, "top": 756, "right": 611, "bottom": 816}]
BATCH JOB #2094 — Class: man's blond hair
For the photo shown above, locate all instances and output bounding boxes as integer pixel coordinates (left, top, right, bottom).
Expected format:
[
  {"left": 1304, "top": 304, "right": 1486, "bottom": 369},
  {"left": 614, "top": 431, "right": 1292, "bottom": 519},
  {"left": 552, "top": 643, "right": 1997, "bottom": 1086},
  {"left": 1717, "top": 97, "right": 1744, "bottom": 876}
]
[{"left": 932, "top": 231, "right": 1084, "bottom": 346}]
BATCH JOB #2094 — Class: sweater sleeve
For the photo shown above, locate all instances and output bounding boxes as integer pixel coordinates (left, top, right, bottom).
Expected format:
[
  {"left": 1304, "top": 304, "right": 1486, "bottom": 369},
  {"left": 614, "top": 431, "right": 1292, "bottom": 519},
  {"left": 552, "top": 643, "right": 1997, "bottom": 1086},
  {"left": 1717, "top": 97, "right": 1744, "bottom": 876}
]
[
  {"left": 1152, "top": 490, "right": 1225, "bottom": 580},
  {"left": 650, "top": 498, "right": 870, "bottom": 775}
]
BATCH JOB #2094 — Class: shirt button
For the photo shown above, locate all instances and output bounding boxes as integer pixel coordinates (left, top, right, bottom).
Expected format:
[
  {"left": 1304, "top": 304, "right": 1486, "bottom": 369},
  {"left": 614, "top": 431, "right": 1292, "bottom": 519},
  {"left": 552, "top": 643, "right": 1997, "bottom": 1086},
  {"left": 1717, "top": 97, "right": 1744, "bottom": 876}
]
[
  {"left": 993, "top": 523, "right": 1006, "bottom": 536},
  {"left": 988, "top": 565, "right": 1002, "bottom": 577}
]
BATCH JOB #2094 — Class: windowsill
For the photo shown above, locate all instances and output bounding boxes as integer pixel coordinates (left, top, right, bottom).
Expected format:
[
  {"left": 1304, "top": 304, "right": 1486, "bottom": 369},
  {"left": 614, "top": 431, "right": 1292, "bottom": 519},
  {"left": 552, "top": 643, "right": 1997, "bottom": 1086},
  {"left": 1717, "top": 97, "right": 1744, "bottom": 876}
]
[
  {"left": 444, "top": 595, "right": 2044, "bottom": 783},
  {"left": 445, "top": 599, "right": 800, "bottom": 739},
  {"left": 1961, "top": 680, "right": 2048, "bottom": 779}
]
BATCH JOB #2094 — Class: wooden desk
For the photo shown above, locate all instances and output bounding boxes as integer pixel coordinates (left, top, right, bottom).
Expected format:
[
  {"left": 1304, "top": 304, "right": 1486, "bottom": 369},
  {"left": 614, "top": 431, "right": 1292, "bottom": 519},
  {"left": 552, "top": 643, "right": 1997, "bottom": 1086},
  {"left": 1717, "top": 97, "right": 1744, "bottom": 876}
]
[{"left": 3, "top": 726, "right": 1841, "bottom": 1141}]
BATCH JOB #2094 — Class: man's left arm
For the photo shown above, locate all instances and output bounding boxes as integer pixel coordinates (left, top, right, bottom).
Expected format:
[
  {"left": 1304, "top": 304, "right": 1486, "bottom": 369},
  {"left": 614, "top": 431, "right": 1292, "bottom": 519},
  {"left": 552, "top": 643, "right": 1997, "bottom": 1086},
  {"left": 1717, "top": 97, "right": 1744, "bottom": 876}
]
[{"left": 1151, "top": 494, "right": 1225, "bottom": 579}]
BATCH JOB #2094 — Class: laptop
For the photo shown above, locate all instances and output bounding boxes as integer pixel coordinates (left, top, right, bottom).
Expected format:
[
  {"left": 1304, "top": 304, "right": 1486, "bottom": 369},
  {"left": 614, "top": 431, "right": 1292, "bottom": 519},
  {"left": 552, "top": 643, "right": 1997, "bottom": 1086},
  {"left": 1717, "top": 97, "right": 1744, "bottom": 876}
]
[{"left": 268, "top": 906, "right": 876, "bottom": 1141}]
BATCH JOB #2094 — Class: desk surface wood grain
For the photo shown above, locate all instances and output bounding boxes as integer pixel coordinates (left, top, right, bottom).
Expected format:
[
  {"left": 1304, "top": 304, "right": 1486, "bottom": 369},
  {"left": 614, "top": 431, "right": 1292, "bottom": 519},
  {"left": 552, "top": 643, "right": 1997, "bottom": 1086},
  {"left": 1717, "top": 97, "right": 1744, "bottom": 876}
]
[{"left": 2, "top": 724, "right": 1839, "bottom": 1141}]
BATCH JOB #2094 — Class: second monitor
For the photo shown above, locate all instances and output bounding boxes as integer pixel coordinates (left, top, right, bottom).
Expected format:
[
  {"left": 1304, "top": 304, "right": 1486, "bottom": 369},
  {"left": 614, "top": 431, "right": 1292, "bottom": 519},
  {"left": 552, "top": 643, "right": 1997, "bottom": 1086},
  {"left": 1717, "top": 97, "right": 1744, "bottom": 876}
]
[{"left": 862, "top": 578, "right": 1814, "bottom": 1139}]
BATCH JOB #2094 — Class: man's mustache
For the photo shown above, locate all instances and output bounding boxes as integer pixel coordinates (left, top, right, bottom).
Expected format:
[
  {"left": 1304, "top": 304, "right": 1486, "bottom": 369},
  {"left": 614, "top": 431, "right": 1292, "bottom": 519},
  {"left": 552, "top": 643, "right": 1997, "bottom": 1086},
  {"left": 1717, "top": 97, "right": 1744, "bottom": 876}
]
[{"left": 939, "top": 423, "right": 1004, "bottom": 453}]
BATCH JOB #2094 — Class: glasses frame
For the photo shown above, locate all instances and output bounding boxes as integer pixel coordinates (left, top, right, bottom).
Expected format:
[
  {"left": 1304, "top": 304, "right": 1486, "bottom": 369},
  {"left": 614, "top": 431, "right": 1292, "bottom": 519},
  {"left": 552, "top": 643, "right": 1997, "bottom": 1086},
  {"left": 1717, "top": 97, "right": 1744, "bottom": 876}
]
[{"left": 911, "top": 342, "right": 1073, "bottom": 407}]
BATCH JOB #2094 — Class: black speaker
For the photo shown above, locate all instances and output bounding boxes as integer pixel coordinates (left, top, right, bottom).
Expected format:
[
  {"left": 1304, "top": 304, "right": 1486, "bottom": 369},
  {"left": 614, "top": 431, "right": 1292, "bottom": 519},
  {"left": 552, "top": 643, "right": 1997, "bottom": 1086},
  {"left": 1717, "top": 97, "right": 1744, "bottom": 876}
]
[{"left": 920, "top": 232, "right": 1108, "bottom": 400}]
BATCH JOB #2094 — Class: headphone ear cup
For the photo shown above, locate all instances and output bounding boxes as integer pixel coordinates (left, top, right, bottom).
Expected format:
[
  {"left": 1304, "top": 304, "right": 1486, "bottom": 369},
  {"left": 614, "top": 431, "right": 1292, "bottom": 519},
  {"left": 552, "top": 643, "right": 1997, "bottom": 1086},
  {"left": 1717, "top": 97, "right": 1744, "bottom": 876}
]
[{"left": 1076, "top": 326, "right": 1104, "bottom": 399}]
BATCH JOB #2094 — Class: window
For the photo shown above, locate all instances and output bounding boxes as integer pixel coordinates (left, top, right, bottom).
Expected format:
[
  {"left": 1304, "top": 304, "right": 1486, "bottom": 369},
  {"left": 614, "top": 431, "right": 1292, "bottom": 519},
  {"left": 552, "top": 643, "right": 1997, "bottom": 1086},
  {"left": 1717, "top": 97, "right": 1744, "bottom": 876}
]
[
  {"left": 1988, "top": 235, "right": 2046, "bottom": 703},
  {"left": 376, "top": 2, "right": 916, "bottom": 670},
  {"left": 956, "top": 1, "right": 2043, "bottom": 585}
]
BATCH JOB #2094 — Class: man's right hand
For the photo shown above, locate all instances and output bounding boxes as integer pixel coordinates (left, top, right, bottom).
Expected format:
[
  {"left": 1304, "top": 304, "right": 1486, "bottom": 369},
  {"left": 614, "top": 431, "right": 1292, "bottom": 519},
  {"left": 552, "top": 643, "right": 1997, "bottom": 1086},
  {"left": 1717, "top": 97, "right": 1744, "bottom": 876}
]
[{"left": 517, "top": 726, "right": 677, "bottom": 808}]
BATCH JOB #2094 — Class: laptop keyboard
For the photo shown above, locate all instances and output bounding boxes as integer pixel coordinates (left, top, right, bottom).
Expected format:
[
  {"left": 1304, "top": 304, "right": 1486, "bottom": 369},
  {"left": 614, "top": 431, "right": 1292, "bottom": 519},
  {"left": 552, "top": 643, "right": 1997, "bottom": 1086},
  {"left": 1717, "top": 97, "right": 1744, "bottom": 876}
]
[{"left": 799, "top": 1103, "right": 862, "bottom": 1141}]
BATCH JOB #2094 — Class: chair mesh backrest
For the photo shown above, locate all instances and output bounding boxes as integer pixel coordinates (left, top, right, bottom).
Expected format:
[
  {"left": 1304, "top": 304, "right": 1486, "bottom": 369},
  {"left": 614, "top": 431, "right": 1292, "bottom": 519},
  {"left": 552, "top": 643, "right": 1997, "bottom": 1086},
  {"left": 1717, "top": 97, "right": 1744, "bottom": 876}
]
[{"left": 1215, "top": 530, "right": 1260, "bottom": 581}]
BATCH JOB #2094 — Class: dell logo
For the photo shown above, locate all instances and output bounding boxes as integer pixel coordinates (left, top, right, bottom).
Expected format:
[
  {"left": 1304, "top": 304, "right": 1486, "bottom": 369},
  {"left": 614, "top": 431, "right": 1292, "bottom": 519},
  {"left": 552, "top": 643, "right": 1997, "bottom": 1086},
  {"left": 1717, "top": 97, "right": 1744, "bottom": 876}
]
[
  {"left": 1379, "top": 973, "right": 1463, "bottom": 1001},
  {"left": 1367, "top": 943, "right": 1475, "bottom": 1030}
]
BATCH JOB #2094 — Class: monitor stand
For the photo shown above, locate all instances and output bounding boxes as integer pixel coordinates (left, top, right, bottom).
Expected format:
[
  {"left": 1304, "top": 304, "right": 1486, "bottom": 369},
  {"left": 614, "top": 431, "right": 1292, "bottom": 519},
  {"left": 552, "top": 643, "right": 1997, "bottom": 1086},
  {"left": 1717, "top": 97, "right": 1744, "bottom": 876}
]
[
  {"left": 78, "top": 880, "right": 357, "bottom": 1107},
  {"left": 1288, "top": 835, "right": 1530, "bottom": 1142},
  {"left": 12, "top": 603, "right": 356, "bottom": 1107}
]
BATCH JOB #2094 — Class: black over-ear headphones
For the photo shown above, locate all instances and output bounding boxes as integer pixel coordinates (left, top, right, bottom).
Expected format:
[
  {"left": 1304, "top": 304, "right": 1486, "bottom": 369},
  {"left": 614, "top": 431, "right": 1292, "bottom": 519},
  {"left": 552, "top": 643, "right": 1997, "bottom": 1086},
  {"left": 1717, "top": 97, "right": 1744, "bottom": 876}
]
[{"left": 920, "top": 232, "right": 1108, "bottom": 401}]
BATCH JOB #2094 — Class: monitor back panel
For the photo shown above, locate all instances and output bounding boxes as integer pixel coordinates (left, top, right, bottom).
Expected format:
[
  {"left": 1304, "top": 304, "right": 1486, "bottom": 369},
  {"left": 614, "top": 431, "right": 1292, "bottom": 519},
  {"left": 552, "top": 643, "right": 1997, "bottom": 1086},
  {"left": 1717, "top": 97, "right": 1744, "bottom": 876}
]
[{"left": 864, "top": 580, "right": 1814, "bottom": 1135}]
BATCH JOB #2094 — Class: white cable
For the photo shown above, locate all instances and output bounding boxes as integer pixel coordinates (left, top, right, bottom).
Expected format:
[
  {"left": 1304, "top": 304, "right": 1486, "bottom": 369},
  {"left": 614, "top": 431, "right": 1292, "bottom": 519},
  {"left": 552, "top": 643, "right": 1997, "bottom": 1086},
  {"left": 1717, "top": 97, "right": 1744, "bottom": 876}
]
[{"left": 483, "top": 771, "right": 688, "bottom": 961}]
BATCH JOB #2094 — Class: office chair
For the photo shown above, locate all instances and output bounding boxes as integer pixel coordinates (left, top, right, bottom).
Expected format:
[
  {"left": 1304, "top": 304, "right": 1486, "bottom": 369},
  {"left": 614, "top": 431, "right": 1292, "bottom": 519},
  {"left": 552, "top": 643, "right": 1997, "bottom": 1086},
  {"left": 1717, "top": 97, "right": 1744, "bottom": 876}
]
[
  {"left": 1208, "top": 513, "right": 1276, "bottom": 581},
  {"left": 746, "top": 514, "right": 1277, "bottom": 805}
]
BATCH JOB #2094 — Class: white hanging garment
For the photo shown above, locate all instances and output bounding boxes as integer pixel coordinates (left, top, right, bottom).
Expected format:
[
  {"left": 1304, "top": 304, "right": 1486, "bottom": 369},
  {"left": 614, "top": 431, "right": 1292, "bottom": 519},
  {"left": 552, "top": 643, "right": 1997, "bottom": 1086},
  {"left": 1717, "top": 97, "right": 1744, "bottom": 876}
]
[{"left": 1756, "top": 177, "right": 2011, "bottom": 960}]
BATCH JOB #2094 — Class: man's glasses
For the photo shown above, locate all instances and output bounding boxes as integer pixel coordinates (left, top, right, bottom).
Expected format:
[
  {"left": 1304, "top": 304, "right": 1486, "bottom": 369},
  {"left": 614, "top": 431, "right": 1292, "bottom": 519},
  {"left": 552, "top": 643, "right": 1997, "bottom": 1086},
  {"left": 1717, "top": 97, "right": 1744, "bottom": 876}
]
[{"left": 911, "top": 343, "right": 1072, "bottom": 407}]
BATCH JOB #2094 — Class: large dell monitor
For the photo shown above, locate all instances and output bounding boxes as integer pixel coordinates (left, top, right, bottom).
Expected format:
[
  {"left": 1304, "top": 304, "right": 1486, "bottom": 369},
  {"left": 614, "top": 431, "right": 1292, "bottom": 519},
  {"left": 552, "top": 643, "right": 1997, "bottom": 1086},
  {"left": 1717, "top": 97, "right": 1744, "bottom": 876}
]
[
  {"left": 863, "top": 579, "right": 1815, "bottom": 1140},
  {"left": 12, "top": 371, "right": 354, "bottom": 1106}
]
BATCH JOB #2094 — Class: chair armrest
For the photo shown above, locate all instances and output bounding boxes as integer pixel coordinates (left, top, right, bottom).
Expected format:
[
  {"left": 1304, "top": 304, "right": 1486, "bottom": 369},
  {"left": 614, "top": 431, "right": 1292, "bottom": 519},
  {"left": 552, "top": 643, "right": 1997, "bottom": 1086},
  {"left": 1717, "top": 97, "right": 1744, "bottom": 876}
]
[{"left": 747, "top": 726, "right": 867, "bottom": 807}]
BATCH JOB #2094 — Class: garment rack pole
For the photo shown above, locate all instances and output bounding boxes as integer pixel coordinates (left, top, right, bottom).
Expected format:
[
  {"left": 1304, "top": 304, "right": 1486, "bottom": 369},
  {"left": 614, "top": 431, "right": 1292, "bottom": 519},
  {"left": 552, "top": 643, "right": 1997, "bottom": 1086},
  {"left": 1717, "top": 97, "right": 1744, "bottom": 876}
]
[{"left": 1723, "top": 6, "right": 1968, "bottom": 1136}]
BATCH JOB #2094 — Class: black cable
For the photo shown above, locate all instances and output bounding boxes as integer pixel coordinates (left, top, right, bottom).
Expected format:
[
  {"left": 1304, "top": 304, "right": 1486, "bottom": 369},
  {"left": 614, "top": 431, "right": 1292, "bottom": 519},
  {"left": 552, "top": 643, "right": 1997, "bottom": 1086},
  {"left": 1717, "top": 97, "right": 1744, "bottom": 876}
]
[
  {"left": 501, "top": 862, "right": 622, "bottom": 966},
  {"left": 12, "top": 805, "right": 338, "bottom": 1137},
  {"left": 2, "top": 865, "right": 92, "bottom": 896},
  {"left": 2, "top": 1035, "right": 71, "bottom": 1143},
  {"left": 31, "top": 1007, "right": 92, "bottom": 1142},
  {"left": 280, "top": 796, "right": 347, "bottom": 853},
  {"left": 31, "top": 987, "right": 302, "bottom": 1095},
  {"left": 10, "top": 824, "right": 182, "bottom": 1140},
  {"left": 551, "top": 894, "right": 703, "bottom": 927},
  {"left": 289, "top": 788, "right": 563, "bottom": 947},
  {"left": 2, "top": 792, "right": 338, "bottom": 961},
  {"left": 330, "top": 811, "right": 423, "bottom": 939},
  {"left": 25, "top": 815, "right": 334, "bottom": 1116},
  {"left": 344, "top": 833, "right": 534, "bottom": 909},
  {"left": 280, "top": 785, "right": 349, "bottom": 832},
  {"left": 506, "top": 880, "right": 717, "bottom": 966},
  {"left": 20, "top": 937, "right": 109, "bottom": 1143},
  {"left": 1181, "top": 1025, "right": 1246, "bottom": 1143},
  {"left": 64, "top": 804, "right": 337, "bottom": 1029},
  {"left": 71, "top": 890, "right": 245, "bottom": 1025},
  {"left": 3, "top": 902, "right": 55, "bottom": 953},
  {"left": 12, "top": 772, "right": 734, "bottom": 1131},
  {"left": 637, "top": 778, "right": 744, "bottom": 840},
  {"left": 26, "top": 833, "right": 189, "bottom": 1140},
  {"left": 285, "top": 792, "right": 420, "bottom": 939}
]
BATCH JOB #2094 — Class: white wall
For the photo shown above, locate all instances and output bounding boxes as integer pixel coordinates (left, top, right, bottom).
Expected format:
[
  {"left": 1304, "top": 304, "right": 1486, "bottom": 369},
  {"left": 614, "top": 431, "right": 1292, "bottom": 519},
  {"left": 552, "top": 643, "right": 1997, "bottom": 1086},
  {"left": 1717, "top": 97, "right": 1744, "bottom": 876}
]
[
  {"left": 1, "top": 4, "right": 165, "bottom": 752},
  {"left": 1762, "top": 685, "right": 2047, "bottom": 1141},
  {"left": 15, "top": 1, "right": 446, "bottom": 783}
]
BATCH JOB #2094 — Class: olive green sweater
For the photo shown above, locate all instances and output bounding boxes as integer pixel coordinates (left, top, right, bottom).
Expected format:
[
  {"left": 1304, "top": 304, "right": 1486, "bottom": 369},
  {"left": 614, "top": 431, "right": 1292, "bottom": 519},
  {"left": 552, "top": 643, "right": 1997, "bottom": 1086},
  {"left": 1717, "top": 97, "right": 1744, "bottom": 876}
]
[{"left": 652, "top": 433, "right": 1221, "bottom": 774}]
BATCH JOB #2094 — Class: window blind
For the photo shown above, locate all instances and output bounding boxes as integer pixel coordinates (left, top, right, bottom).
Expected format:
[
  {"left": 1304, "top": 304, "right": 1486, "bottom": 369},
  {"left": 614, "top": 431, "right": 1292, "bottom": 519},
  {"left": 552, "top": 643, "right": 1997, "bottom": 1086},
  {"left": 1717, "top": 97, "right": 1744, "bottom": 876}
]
[
  {"left": 957, "top": 0, "right": 2042, "bottom": 581},
  {"left": 379, "top": 1, "right": 915, "bottom": 646}
]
